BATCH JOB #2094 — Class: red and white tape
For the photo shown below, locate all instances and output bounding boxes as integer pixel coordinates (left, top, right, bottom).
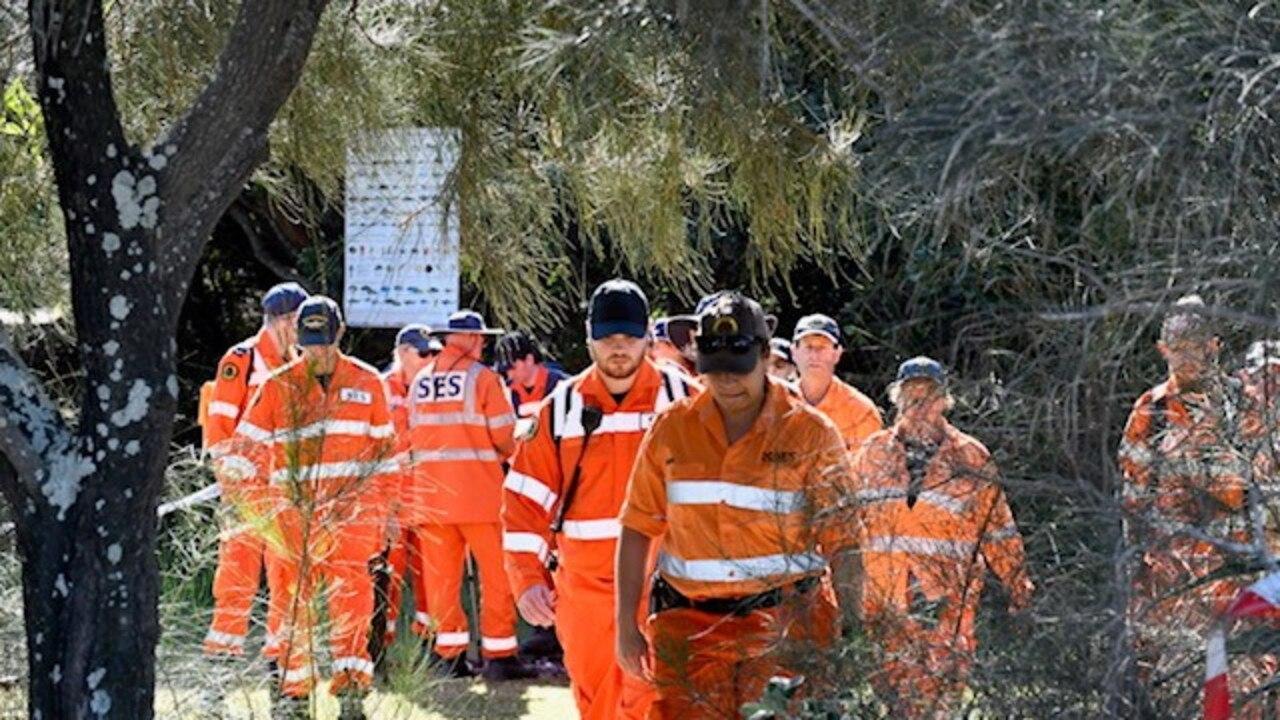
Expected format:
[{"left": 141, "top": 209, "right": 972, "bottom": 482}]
[{"left": 1204, "top": 572, "right": 1280, "bottom": 719}]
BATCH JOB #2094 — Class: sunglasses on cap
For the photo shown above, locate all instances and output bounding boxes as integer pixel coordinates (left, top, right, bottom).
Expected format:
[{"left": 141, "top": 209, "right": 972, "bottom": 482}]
[
  {"left": 695, "top": 335, "right": 762, "bottom": 355},
  {"left": 417, "top": 348, "right": 439, "bottom": 359}
]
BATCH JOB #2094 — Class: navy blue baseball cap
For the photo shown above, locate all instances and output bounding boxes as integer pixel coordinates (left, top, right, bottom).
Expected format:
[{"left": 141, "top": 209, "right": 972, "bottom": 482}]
[
  {"left": 261, "top": 282, "right": 309, "bottom": 318},
  {"left": 396, "top": 324, "right": 434, "bottom": 352},
  {"left": 431, "top": 309, "right": 503, "bottom": 336},
  {"left": 792, "top": 314, "right": 843, "bottom": 346},
  {"left": 588, "top": 279, "right": 649, "bottom": 340},
  {"left": 296, "top": 296, "right": 343, "bottom": 347},
  {"left": 769, "top": 338, "right": 794, "bottom": 363},
  {"left": 895, "top": 356, "right": 947, "bottom": 385}
]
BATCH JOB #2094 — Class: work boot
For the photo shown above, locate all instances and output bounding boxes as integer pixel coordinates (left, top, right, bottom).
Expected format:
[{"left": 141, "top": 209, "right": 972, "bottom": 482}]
[
  {"left": 425, "top": 650, "right": 475, "bottom": 679},
  {"left": 480, "top": 656, "right": 538, "bottom": 681},
  {"left": 337, "top": 693, "right": 368, "bottom": 720},
  {"left": 269, "top": 694, "right": 308, "bottom": 720}
]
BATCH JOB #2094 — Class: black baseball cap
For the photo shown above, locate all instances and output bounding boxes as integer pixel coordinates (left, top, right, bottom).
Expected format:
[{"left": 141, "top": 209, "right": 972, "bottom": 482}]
[
  {"left": 792, "top": 314, "right": 843, "bottom": 346},
  {"left": 261, "top": 282, "right": 309, "bottom": 318},
  {"left": 694, "top": 291, "right": 771, "bottom": 374},
  {"left": 588, "top": 279, "right": 649, "bottom": 340},
  {"left": 296, "top": 296, "right": 343, "bottom": 347}
]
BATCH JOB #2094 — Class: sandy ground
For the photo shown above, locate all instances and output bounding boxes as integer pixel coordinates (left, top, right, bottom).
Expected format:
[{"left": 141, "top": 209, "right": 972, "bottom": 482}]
[{"left": 153, "top": 679, "right": 576, "bottom": 719}]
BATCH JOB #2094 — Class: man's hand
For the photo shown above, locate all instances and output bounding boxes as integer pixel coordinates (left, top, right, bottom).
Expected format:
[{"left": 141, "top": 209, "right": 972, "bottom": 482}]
[
  {"left": 517, "top": 584, "right": 557, "bottom": 627},
  {"left": 616, "top": 621, "right": 652, "bottom": 681}
]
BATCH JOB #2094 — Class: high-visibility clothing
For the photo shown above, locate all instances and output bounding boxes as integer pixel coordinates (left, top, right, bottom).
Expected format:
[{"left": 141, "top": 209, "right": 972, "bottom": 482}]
[
  {"left": 809, "top": 376, "right": 882, "bottom": 453},
  {"left": 852, "top": 421, "right": 1031, "bottom": 714},
  {"left": 647, "top": 586, "right": 839, "bottom": 720},
  {"left": 214, "top": 352, "right": 397, "bottom": 696},
  {"left": 202, "top": 328, "right": 291, "bottom": 656},
  {"left": 509, "top": 363, "right": 569, "bottom": 418},
  {"left": 380, "top": 367, "right": 427, "bottom": 642},
  {"left": 414, "top": 522, "right": 518, "bottom": 659},
  {"left": 406, "top": 344, "right": 517, "bottom": 524},
  {"left": 621, "top": 378, "right": 854, "bottom": 716},
  {"left": 407, "top": 343, "right": 518, "bottom": 656},
  {"left": 1118, "top": 375, "right": 1277, "bottom": 709},
  {"left": 503, "top": 360, "right": 696, "bottom": 719}
]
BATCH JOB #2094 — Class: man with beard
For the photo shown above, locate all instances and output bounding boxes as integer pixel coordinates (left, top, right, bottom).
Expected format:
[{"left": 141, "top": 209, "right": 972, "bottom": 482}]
[
  {"left": 1119, "top": 295, "right": 1276, "bottom": 715},
  {"left": 503, "top": 279, "right": 699, "bottom": 719}
]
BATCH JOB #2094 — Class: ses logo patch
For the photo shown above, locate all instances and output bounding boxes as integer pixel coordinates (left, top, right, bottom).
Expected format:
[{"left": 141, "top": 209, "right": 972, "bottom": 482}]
[{"left": 415, "top": 372, "right": 468, "bottom": 403}]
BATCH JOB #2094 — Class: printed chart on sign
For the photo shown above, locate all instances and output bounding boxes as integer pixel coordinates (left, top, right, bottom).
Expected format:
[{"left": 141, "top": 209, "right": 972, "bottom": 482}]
[{"left": 344, "top": 127, "right": 461, "bottom": 328}]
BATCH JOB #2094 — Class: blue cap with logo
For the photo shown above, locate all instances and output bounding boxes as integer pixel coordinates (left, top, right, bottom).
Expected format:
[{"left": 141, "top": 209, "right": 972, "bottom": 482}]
[
  {"left": 588, "top": 279, "right": 650, "bottom": 340},
  {"left": 261, "top": 282, "right": 309, "bottom": 318},
  {"left": 396, "top": 324, "right": 435, "bottom": 353},
  {"left": 895, "top": 356, "right": 946, "bottom": 385},
  {"left": 792, "top": 314, "right": 843, "bottom": 346},
  {"left": 431, "top": 310, "right": 504, "bottom": 336},
  {"left": 296, "top": 296, "right": 343, "bottom": 347}
]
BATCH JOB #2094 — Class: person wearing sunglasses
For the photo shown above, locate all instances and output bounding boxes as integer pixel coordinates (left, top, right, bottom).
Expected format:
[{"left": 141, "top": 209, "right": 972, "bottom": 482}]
[
  {"left": 792, "top": 314, "right": 882, "bottom": 453},
  {"left": 615, "top": 290, "right": 859, "bottom": 719},
  {"left": 650, "top": 315, "right": 699, "bottom": 378}
]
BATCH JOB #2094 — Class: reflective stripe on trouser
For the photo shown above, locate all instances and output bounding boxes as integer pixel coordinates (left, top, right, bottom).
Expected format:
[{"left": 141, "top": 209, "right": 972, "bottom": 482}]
[
  {"left": 413, "top": 522, "right": 518, "bottom": 659},
  {"left": 204, "top": 529, "right": 265, "bottom": 656},
  {"left": 556, "top": 567, "right": 655, "bottom": 720},
  {"left": 647, "top": 586, "right": 838, "bottom": 720},
  {"left": 265, "top": 523, "right": 382, "bottom": 698},
  {"left": 384, "top": 527, "right": 429, "bottom": 642}
]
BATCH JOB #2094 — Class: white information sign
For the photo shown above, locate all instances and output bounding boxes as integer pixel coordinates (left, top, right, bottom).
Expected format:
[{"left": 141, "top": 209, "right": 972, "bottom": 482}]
[{"left": 344, "top": 128, "right": 461, "bottom": 328}]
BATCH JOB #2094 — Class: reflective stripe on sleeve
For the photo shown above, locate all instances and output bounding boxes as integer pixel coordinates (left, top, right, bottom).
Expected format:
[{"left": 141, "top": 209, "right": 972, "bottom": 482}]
[
  {"left": 503, "top": 532, "right": 550, "bottom": 561},
  {"left": 208, "top": 401, "right": 240, "bottom": 419},
  {"left": 504, "top": 471, "right": 558, "bottom": 512}
]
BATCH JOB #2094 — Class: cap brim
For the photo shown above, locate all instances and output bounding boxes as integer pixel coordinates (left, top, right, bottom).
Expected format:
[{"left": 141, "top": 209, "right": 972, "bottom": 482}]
[
  {"left": 297, "top": 331, "right": 335, "bottom": 346},
  {"left": 590, "top": 321, "right": 648, "bottom": 340},
  {"left": 792, "top": 329, "right": 842, "bottom": 346},
  {"left": 697, "top": 350, "right": 761, "bottom": 375},
  {"left": 430, "top": 328, "right": 504, "bottom": 336}
]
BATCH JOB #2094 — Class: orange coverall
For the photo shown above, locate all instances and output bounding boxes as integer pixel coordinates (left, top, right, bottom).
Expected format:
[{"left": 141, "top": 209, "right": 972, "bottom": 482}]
[
  {"left": 407, "top": 343, "right": 519, "bottom": 659},
  {"left": 503, "top": 360, "right": 696, "bottom": 719},
  {"left": 379, "top": 366, "right": 428, "bottom": 645},
  {"left": 852, "top": 422, "right": 1032, "bottom": 716},
  {"left": 621, "top": 379, "right": 855, "bottom": 720},
  {"left": 201, "top": 328, "right": 290, "bottom": 656},
  {"left": 215, "top": 354, "right": 397, "bottom": 697},
  {"left": 1119, "top": 375, "right": 1278, "bottom": 714}
]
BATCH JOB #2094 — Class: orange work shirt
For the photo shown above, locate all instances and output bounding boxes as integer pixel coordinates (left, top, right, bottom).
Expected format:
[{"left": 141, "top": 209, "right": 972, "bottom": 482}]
[
  {"left": 214, "top": 354, "right": 398, "bottom": 538},
  {"left": 810, "top": 376, "right": 882, "bottom": 453},
  {"left": 852, "top": 422, "right": 1031, "bottom": 617},
  {"left": 406, "top": 344, "right": 517, "bottom": 525},
  {"left": 502, "top": 360, "right": 698, "bottom": 597},
  {"left": 621, "top": 379, "right": 855, "bottom": 600},
  {"left": 203, "top": 328, "right": 290, "bottom": 451}
]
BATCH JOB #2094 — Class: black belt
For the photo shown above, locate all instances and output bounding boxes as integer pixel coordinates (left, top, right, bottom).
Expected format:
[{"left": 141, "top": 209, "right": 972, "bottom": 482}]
[{"left": 650, "top": 574, "right": 820, "bottom": 617}]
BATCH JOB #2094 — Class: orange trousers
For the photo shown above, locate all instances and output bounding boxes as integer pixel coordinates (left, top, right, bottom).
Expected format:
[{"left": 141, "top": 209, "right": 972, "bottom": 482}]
[
  {"left": 384, "top": 527, "right": 429, "bottom": 643},
  {"left": 555, "top": 567, "right": 655, "bottom": 720},
  {"left": 204, "top": 529, "right": 267, "bottom": 655},
  {"left": 414, "top": 522, "right": 517, "bottom": 659},
  {"left": 866, "top": 610, "right": 976, "bottom": 719},
  {"left": 265, "top": 520, "right": 383, "bottom": 698},
  {"left": 647, "top": 586, "right": 838, "bottom": 720}
]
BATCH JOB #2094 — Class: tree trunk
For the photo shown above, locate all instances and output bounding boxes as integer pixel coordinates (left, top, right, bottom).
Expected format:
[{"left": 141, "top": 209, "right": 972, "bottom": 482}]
[{"left": 0, "top": 1, "right": 332, "bottom": 717}]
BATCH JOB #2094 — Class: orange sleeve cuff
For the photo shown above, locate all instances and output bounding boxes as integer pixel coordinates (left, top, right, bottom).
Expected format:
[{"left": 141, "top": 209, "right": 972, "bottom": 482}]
[{"left": 620, "top": 509, "right": 665, "bottom": 539}]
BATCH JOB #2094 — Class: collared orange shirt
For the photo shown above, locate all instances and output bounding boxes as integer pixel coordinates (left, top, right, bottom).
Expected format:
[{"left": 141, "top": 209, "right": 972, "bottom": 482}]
[
  {"left": 215, "top": 353, "right": 397, "bottom": 540},
  {"left": 621, "top": 379, "right": 854, "bottom": 600},
  {"left": 1118, "top": 375, "right": 1250, "bottom": 533},
  {"left": 852, "top": 422, "right": 1031, "bottom": 618},
  {"left": 810, "top": 377, "right": 882, "bottom": 453},
  {"left": 502, "top": 360, "right": 698, "bottom": 597},
  {"left": 203, "top": 328, "right": 290, "bottom": 451},
  {"left": 406, "top": 344, "right": 517, "bottom": 525}
]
